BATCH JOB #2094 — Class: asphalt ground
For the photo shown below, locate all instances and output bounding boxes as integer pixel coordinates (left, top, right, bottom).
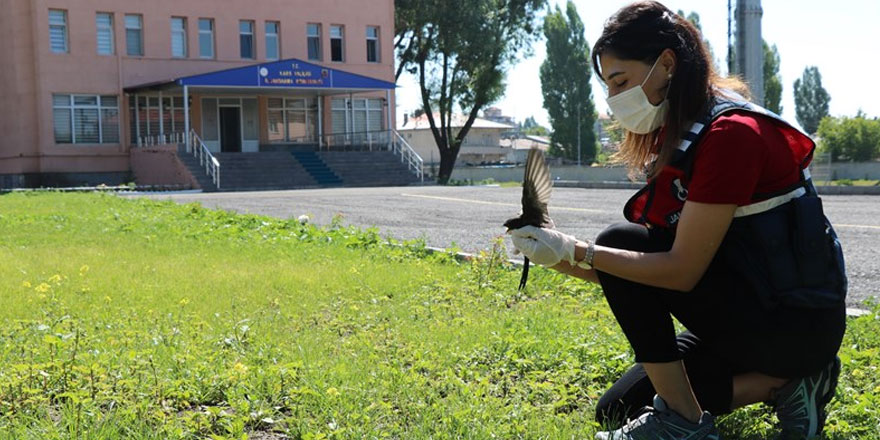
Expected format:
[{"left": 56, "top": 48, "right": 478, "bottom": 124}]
[{"left": 133, "top": 186, "right": 880, "bottom": 308}]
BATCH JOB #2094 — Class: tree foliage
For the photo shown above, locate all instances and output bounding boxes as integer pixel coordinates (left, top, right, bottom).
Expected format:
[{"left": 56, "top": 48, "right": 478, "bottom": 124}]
[
  {"left": 678, "top": 10, "right": 717, "bottom": 69},
  {"left": 520, "top": 116, "right": 549, "bottom": 136},
  {"left": 817, "top": 112, "right": 880, "bottom": 162},
  {"left": 763, "top": 41, "right": 783, "bottom": 114},
  {"left": 540, "top": 1, "right": 596, "bottom": 163},
  {"left": 794, "top": 66, "right": 831, "bottom": 135},
  {"left": 395, "top": 0, "right": 545, "bottom": 184}
]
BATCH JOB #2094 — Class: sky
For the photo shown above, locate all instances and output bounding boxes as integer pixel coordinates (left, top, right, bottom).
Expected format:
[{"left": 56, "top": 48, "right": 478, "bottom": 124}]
[{"left": 395, "top": 0, "right": 880, "bottom": 130}]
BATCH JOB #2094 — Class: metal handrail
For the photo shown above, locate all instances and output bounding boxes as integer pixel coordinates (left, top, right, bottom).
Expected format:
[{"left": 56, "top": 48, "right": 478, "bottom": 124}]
[
  {"left": 391, "top": 130, "right": 424, "bottom": 183},
  {"left": 135, "top": 131, "right": 187, "bottom": 147},
  {"left": 189, "top": 130, "right": 220, "bottom": 189}
]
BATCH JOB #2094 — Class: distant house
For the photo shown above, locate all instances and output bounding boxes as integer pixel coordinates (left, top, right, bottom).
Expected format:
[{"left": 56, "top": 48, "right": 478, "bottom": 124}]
[
  {"left": 397, "top": 113, "right": 515, "bottom": 165},
  {"left": 500, "top": 135, "right": 550, "bottom": 164}
]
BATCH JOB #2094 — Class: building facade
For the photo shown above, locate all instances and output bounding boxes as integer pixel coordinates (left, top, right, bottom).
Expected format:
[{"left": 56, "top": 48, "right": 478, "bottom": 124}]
[
  {"left": 0, "top": 0, "right": 396, "bottom": 187},
  {"left": 397, "top": 113, "right": 515, "bottom": 166}
]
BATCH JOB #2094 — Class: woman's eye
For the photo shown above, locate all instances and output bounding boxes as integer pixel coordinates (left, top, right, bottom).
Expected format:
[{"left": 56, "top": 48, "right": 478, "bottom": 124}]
[{"left": 615, "top": 81, "right": 627, "bottom": 88}]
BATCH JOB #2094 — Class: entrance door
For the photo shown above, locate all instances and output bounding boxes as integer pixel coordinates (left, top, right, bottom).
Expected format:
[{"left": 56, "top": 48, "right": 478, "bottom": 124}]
[{"left": 219, "top": 107, "right": 242, "bottom": 152}]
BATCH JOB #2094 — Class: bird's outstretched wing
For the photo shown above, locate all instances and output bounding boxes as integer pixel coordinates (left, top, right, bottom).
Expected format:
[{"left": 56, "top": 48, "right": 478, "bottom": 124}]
[{"left": 519, "top": 148, "right": 553, "bottom": 228}]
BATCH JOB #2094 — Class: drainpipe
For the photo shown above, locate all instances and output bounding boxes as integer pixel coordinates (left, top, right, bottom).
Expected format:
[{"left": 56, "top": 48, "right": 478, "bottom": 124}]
[
  {"left": 184, "top": 85, "right": 190, "bottom": 152},
  {"left": 317, "top": 95, "right": 323, "bottom": 150}
]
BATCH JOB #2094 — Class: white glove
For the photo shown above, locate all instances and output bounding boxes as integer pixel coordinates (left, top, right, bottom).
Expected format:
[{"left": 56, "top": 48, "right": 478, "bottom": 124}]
[{"left": 509, "top": 225, "right": 577, "bottom": 267}]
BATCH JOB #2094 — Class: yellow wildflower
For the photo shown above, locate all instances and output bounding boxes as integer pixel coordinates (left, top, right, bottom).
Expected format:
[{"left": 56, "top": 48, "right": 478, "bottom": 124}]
[
  {"left": 34, "top": 283, "right": 51, "bottom": 293},
  {"left": 326, "top": 387, "right": 340, "bottom": 397},
  {"left": 79, "top": 265, "right": 89, "bottom": 276},
  {"left": 233, "top": 362, "right": 249, "bottom": 375},
  {"left": 21, "top": 281, "right": 32, "bottom": 288}
]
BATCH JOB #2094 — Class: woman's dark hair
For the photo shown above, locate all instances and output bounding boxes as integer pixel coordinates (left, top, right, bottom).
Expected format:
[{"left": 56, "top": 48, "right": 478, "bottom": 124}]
[{"left": 592, "top": 1, "right": 749, "bottom": 178}]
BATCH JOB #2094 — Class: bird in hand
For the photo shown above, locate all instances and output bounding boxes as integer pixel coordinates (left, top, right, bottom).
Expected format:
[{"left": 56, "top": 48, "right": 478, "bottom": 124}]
[{"left": 504, "top": 148, "right": 555, "bottom": 290}]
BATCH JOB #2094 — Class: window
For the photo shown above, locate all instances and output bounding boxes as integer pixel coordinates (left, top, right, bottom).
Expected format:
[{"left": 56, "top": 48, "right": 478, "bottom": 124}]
[
  {"left": 330, "top": 25, "right": 344, "bottom": 62},
  {"left": 265, "top": 21, "right": 280, "bottom": 60},
  {"left": 129, "top": 96, "right": 185, "bottom": 143},
  {"left": 171, "top": 17, "right": 187, "bottom": 58},
  {"left": 49, "top": 9, "right": 68, "bottom": 53},
  {"left": 53, "top": 94, "right": 120, "bottom": 144},
  {"left": 267, "top": 98, "right": 318, "bottom": 142},
  {"left": 330, "top": 98, "right": 383, "bottom": 135},
  {"left": 125, "top": 14, "right": 143, "bottom": 56},
  {"left": 96, "top": 13, "right": 114, "bottom": 55},
  {"left": 240, "top": 20, "right": 255, "bottom": 59},
  {"left": 198, "top": 18, "right": 214, "bottom": 58},
  {"left": 366, "top": 26, "right": 379, "bottom": 63},
  {"left": 306, "top": 23, "right": 321, "bottom": 61}
]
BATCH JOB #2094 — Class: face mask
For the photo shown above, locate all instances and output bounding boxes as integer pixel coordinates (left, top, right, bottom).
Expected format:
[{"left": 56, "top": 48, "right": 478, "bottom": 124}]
[{"left": 606, "top": 56, "right": 670, "bottom": 134}]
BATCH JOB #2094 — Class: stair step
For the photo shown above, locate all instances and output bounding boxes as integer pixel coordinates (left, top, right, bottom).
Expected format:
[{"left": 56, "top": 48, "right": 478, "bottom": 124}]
[{"left": 175, "top": 149, "right": 420, "bottom": 192}]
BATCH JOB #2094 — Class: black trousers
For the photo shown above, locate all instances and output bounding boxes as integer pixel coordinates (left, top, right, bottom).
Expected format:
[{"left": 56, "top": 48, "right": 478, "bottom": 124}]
[{"left": 593, "top": 222, "right": 846, "bottom": 426}]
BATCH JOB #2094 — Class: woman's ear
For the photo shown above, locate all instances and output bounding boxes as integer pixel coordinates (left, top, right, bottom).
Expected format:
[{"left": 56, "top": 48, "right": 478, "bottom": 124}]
[{"left": 661, "top": 48, "right": 677, "bottom": 78}]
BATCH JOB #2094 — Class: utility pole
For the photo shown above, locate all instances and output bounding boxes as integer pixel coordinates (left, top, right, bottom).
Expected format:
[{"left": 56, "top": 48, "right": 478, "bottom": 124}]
[
  {"left": 735, "top": 0, "right": 764, "bottom": 105},
  {"left": 727, "top": 0, "right": 733, "bottom": 75},
  {"left": 577, "top": 100, "right": 581, "bottom": 167}
]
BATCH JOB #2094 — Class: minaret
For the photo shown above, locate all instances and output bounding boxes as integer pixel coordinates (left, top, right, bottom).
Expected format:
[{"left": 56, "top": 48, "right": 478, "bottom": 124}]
[{"left": 735, "top": 0, "right": 764, "bottom": 105}]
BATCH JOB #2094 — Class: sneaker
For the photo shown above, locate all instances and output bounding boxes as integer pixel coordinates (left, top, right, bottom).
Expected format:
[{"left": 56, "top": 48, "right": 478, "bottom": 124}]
[
  {"left": 595, "top": 394, "right": 721, "bottom": 440},
  {"left": 771, "top": 356, "right": 841, "bottom": 440}
]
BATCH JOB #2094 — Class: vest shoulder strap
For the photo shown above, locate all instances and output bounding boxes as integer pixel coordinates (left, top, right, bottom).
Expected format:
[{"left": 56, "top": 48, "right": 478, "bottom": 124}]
[{"left": 674, "top": 91, "right": 817, "bottom": 218}]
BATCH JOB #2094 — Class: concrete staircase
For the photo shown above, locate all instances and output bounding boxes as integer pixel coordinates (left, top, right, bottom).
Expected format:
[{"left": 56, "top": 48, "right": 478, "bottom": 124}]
[
  {"left": 318, "top": 151, "right": 422, "bottom": 187},
  {"left": 177, "top": 149, "right": 421, "bottom": 192},
  {"left": 290, "top": 151, "right": 343, "bottom": 186},
  {"left": 178, "top": 151, "right": 318, "bottom": 192}
]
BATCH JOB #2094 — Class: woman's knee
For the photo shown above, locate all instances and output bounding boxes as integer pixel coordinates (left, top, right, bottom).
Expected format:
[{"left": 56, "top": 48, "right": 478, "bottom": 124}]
[
  {"left": 595, "top": 222, "right": 673, "bottom": 253},
  {"left": 594, "top": 364, "right": 655, "bottom": 428}
]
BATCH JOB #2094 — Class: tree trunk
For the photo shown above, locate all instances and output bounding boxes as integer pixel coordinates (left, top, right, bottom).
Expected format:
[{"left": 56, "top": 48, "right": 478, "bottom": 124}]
[{"left": 436, "top": 148, "right": 458, "bottom": 184}]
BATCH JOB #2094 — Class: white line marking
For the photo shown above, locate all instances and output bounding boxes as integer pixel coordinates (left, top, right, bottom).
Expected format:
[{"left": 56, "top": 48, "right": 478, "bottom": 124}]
[
  {"left": 834, "top": 224, "right": 880, "bottom": 230},
  {"left": 400, "top": 193, "right": 608, "bottom": 213}
]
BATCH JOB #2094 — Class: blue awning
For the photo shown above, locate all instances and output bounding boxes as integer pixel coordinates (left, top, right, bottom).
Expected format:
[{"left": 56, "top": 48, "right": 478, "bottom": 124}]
[{"left": 125, "top": 58, "right": 396, "bottom": 92}]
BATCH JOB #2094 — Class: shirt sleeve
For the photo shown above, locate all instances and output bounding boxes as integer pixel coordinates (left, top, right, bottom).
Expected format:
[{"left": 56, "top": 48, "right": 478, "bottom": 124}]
[{"left": 686, "top": 113, "right": 768, "bottom": 206}]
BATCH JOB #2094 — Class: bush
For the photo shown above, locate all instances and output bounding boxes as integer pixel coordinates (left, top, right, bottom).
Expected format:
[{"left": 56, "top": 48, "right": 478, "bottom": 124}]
[{"left": 817, "top": 112, "right": 880, "bottom": 161}]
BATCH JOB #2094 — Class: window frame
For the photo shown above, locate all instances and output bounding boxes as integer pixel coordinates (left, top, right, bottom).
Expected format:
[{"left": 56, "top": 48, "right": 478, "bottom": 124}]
[
  {"left": 198, "top": 18, "right": 215, "bottom": 59},
  {"left": 306, "top": 23, "right": 322, "bottom": 61},
  {"left": 124, "top": 14, "right": 144, "bottom": 57},
  {"left": 366, "top": 26, "right": 380, "bottom": 63},
  {"left": 53, "top": 94, "right": 120, "bottom": 145},
  {"left": 329, "top": 24, "right": 345, "bottom": 63},
  {"left": 265, "top": 21, "right": 280, "bottom": 61},
  {"left": 96, "top": 12, "right": 115, "bottom": 55},
  {"left": 267, "top": 98, "right": 319, "bottom": 142},
  {"left": 239, "top": 20, "right": 256, "bottom": 60},
  {"left": 170, "top": 17, "right": 188, "bottom": 58},
  {"left": 49, "top": 9, "right": 68, "bottom": 54}
]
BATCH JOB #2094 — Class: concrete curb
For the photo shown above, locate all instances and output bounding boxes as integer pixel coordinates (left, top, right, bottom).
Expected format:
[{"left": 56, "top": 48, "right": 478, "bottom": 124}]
[
  {"left": 553, "top": 180, "right": 880, "bottom": 195},
  {"left": 814, "top": 185, "right": 880, "bottom": 195}
]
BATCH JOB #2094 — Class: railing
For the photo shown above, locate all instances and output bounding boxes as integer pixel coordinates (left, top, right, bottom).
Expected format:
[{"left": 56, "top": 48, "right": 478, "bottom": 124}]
[
  {"left": 188, "top": 129, "right": 220, "bottom": 190},
  {"left": 319, "top": 130, "right": 393, "bottom": 152},
  {"left": 287, "top": 130, "right": 424, "bottom": 182},
  {"left": 390, "top": 130, "right": 425, "bottom": 183},
  {"left": 135, "top": 131, "right": 187, "bottom": 147}
]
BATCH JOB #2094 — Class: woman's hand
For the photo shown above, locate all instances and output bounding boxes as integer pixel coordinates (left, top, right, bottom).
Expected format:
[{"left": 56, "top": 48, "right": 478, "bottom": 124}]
[{"left": 509, "top": 225, "right": 577, "bottom": 267}]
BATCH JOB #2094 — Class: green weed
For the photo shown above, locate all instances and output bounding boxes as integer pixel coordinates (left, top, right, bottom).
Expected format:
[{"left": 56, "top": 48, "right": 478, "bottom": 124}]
[{"left": 0, "top": 193, "right": 876, "bottom": 439}]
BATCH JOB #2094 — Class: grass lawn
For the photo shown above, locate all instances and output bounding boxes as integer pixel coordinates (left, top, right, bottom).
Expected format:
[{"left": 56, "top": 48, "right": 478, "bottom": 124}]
[{"left": 0, "top": 192, "right": 877, "bottom": 439}]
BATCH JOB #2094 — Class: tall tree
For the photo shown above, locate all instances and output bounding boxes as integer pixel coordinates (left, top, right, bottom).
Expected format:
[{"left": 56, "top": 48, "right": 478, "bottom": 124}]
[
  {"left": 540, "top": 1, "right": 596, "bottom": 163},
  {"left": 794, "top": 66, "right": 831, "bottom": 135},
  {"left": 678, "top": 10, "right": 717, "bottom": 68},
  {"left": 520, "top": 116, "right": 549, "bottom": 136},
  {"left": 763, "top": 41, "right": 783, "bottom": 114},
  {"left": 395, "top": 0, "right": 545, "bottom": 184}
]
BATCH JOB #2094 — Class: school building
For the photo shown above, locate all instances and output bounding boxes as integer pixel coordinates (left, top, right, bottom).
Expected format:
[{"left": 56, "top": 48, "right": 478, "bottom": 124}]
[{"left": 0, "top": 0, "right": 423, "bottom": 190}]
